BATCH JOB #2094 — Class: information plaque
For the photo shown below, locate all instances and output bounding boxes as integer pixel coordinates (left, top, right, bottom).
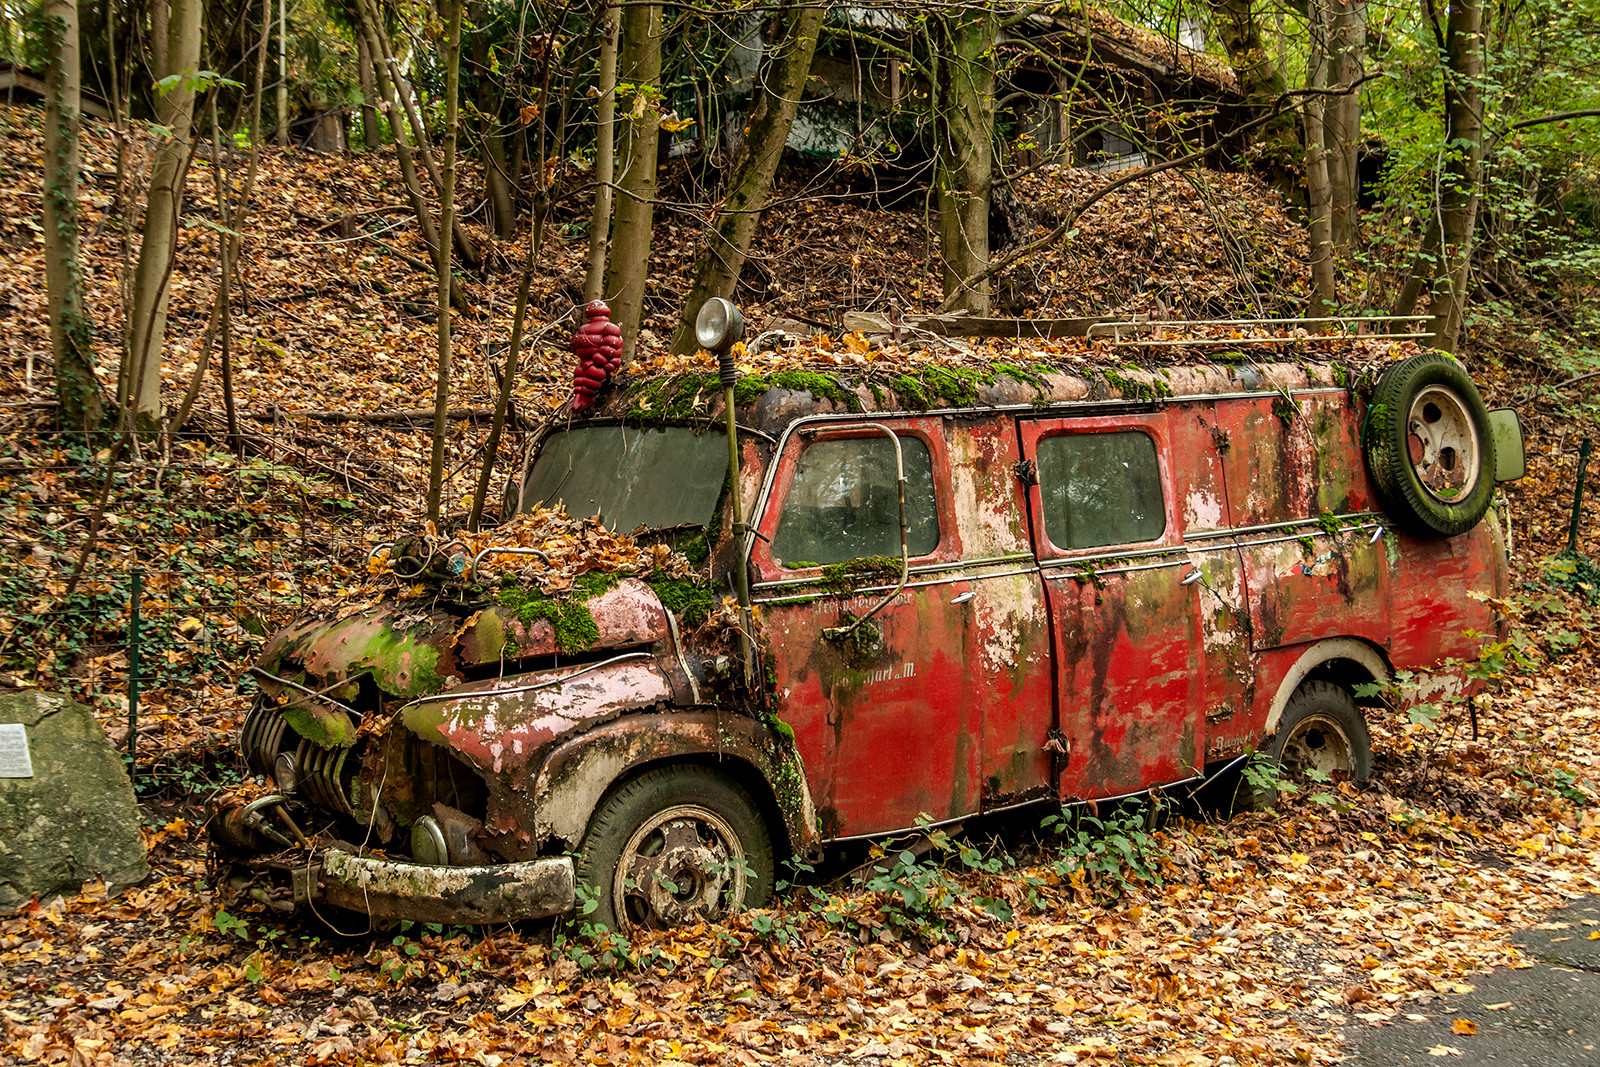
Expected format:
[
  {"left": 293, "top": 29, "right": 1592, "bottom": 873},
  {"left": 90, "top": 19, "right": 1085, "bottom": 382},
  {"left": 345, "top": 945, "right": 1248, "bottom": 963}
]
[{"left": 0, "top": 723, "right": 34, "bottom": 778}]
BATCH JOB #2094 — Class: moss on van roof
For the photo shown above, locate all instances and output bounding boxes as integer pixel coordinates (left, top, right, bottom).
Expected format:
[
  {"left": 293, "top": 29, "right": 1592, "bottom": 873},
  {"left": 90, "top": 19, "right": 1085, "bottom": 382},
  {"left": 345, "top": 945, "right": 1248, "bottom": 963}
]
[{"left": 596, "top": 330, "right": 1424, "bottom": 427}]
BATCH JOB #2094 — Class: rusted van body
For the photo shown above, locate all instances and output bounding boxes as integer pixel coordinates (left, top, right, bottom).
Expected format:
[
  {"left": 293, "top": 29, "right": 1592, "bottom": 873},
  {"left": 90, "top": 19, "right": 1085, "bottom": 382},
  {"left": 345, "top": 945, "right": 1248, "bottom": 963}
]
[{"left": 217, "top": 350, "right": 1514, "bottom": 930}]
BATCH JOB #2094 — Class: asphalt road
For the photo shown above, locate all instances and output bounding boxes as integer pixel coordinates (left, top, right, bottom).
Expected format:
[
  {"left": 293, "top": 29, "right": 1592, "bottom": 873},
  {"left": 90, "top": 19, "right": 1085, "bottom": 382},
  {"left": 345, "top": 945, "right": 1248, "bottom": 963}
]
[{"left": 1349, "top": 896, "right": 1600, "bottom": 1066}]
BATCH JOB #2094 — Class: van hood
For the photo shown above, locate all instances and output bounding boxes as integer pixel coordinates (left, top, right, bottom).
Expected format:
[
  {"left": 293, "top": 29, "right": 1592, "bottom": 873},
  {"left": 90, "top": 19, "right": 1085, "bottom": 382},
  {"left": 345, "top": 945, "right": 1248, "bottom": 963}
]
[{"left": 254, "top": 578, "right": 671, "bottom": 747}]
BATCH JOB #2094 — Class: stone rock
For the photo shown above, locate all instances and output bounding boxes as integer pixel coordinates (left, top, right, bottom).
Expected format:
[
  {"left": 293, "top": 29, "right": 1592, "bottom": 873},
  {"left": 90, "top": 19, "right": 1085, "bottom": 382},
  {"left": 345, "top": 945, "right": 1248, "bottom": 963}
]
[{"left": 0, "top": 690, "right": 149, "bottom": 910}]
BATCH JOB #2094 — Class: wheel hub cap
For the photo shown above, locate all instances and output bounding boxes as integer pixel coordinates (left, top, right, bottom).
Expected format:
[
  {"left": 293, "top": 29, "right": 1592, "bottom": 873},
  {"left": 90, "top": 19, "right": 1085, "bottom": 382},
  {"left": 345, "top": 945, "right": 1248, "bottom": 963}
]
[
  {"left": 616, "top": 808, "right": 745, "bottom": 930},
  {"left": 1280, "top": 713, "right": 1355, "bottom": 779},
  {"left": 1406, "top": 385, "right": 1481, "bottom": 502}
]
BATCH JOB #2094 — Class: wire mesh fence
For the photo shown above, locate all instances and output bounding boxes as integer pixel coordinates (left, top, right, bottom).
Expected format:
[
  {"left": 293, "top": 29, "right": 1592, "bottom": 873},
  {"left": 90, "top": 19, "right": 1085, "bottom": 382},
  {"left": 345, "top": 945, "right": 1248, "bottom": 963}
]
[{"left": 0, "top": 439, "right": 415, "bottom": 795}]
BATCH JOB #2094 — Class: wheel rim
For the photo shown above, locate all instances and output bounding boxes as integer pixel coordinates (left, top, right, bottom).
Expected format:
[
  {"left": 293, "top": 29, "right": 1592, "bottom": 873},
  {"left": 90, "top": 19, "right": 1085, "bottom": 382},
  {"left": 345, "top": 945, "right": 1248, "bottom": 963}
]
[
  {"left": 1279, "top": 713, "right": 1356, "bottom": 779},
  {"left": 1405, "top": 385, "right": 1481, "bottom": 502},
  {"left": 613, "top": 804, "right": 747, "bottom": 931}
]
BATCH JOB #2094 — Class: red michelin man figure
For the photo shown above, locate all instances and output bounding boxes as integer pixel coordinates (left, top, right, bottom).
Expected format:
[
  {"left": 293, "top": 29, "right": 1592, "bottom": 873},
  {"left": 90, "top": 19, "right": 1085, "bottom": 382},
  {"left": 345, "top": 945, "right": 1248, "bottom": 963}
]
[{"left": 571, "top": 300, "right": 623, "bottom": 411}]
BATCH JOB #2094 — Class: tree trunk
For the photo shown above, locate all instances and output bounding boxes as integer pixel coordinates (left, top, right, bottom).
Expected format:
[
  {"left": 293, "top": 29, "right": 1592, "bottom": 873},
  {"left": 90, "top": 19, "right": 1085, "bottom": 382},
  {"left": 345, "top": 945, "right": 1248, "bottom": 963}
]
[
  {"left": 275, "top": 0, "right": 287, "bottom": 145},
  {"left": 357, "top": 31, "right": 381, "bottom": 148},
  {"left": 356, "top": 0, "right": 478, "bottom": 269},
  {"left": 425, "top": 0, "right": 463, "bottom": 521},
  {"left": 308, "top": 108, "right": 344, "bottom": 152},
  {"left": 1207, "top": 0, "right": 1300, "bottom": 192},
  {"left": 122, "top": 0, "right": 201, "bottom": 435},
  {"left": 483, "top": 131, "right": 515, "bottom": 238},
  {"left": 1304, "top": 0, "right": 1337, "bottom": 311},
  {"left": 583, "top": 0, "right": 618, "bottom": 303},
  {"left": 602, "top": 0, "right": 662, "bottom": 365},
  {"left": 169, "top": 8, "right": 268, "bottom": 439},
  {"left": 42, "top": 0, "right": 106, "bottom": 435},
  {"left": 1324, "top": 0, "right": 1364, "bottom": 248},
  {"left": 1428, "top": 0, "right": 1484, "bottom": 352},
  {"left": 667, "top": 0, "right": 824, "bottom": 353},
  {"left": 932, "top": 5, "right": 997, "bottom": 316},
  {"left": 351, "top": 0, "right": 470, "bottom": 310},
  {"left": 468, "top": 252, "right": 536, "bottom": 531},
  {"left": 149, "top": 0, "right": 168, "bottom": 84},
  {"left": 473, "top": 21, "right": 515, "bottom": 238}
]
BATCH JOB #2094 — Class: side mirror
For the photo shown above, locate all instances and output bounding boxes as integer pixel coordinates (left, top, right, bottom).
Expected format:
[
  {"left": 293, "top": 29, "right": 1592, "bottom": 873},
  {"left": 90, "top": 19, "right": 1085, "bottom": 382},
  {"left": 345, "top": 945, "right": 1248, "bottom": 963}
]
[{"left": 1487, "top": 408, "right": 1525, "bottom": 483}]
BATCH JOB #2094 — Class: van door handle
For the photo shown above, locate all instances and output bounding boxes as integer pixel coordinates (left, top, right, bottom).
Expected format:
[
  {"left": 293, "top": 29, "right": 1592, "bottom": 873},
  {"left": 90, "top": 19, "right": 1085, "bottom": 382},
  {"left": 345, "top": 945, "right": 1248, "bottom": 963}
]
[
  {"left": 950, "top": 591, "right": 976, "bottom": 605},
  {"left": 1180, "top": 567, "right": 1203, "bottom": 586}
]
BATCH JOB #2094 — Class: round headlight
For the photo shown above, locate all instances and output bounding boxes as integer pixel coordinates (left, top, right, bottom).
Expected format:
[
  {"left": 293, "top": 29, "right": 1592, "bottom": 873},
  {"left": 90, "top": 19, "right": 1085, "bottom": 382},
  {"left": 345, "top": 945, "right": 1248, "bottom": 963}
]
[
  {"left": 694, "top": 297, "right": 744, "bottom": 352},
  {"left": 411, "top": 816, "right": 450, "bottom": 866},
  {"left": 272, "top": 752, "right": 298, "bottom": 795}
]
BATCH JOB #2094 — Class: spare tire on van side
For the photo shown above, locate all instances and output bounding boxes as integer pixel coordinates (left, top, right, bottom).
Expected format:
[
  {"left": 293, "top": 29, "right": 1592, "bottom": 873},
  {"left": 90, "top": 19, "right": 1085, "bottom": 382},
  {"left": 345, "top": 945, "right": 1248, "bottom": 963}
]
[{"left": 1364, "top": 353, "right": 1497, "bottom": 538}]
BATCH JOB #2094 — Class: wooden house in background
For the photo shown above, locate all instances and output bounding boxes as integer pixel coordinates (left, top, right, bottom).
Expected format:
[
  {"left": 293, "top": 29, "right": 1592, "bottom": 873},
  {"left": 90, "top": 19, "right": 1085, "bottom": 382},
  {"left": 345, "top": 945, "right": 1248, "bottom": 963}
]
[{"left": 698, "top": 6, "right": 1240, "bottom": 173}]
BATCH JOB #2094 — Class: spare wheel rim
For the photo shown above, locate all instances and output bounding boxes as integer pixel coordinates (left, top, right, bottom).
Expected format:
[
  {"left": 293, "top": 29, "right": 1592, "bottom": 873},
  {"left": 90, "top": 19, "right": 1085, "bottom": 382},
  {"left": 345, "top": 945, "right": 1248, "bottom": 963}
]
[
  {"left": 614, "top": 804, "right": 747, "bottom": 931},
  {"left": 1280, "top": 713, "right": 1355, "bottom": 780},
  {"left": 1406, "top": 385, "right": 1481, "bottom": 502}
]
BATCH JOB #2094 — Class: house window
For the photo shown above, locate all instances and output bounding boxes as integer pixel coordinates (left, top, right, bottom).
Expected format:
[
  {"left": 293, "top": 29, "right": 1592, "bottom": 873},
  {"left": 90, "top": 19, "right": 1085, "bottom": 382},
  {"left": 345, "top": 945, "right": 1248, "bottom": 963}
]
[
  {"left": 1037, "top": 432, "right": 1165, "bottom": 549},
  {"left": 771, "top": 436, "right": 940, "bottom": 567}
]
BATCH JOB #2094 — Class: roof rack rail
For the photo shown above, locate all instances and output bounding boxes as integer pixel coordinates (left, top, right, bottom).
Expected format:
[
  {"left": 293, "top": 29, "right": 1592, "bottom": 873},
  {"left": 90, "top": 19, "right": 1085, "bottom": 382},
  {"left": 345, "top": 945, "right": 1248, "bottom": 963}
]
[{"left": 1088, "top": 315, "right": 1433, "bottom": 347}]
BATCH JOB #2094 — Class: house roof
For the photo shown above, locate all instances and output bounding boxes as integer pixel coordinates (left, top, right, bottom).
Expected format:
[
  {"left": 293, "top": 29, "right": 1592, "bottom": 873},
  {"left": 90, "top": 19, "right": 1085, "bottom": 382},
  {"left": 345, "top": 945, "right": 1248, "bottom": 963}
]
[{"left": 1013, "top": 7, "right": 1240, "bottom": 97}]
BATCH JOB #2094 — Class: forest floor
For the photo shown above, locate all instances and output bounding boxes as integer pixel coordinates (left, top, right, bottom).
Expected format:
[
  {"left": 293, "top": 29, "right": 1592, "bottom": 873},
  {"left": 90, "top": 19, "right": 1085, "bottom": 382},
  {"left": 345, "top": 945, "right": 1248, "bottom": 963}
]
[{"left": 2, "top": 104, "right": 1600, "bottom": 1065}]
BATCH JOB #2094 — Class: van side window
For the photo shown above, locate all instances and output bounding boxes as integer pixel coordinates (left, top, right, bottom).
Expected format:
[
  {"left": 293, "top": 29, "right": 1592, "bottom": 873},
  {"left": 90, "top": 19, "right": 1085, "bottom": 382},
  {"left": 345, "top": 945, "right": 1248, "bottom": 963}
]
[
  {"left": 1038, "top": 431, "right": 1165, "bottom": 549},
  {"left": 770, "top": 436, "right": 940, "bottom": 567}
]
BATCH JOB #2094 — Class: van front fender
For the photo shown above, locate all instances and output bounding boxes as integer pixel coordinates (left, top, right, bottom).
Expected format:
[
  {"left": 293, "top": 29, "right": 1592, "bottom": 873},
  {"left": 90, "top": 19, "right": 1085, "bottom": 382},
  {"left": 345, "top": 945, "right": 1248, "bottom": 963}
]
[{"left": 528, "top": 712, "right": 819, "bottom": 860}]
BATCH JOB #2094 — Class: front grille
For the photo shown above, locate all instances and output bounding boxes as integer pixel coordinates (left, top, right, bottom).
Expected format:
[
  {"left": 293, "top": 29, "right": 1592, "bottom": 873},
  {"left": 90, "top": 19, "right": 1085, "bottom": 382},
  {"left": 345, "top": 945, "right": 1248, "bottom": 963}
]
[
  {"left": 241, "top": 700, "right": 291, "bottom": 778},
  {"left": 240, "top": 700, "right": 359, "bottom": 817},
  {"left": 294, "top": 738, "right": 358, "bottom": 816}
]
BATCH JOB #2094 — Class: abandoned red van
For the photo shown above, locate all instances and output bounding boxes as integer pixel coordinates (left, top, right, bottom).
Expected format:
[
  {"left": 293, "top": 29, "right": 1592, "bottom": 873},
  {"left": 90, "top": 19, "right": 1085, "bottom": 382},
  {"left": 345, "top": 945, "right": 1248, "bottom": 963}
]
[{"left": 215, "top": 318, "right": 1522, "bottom": 933}]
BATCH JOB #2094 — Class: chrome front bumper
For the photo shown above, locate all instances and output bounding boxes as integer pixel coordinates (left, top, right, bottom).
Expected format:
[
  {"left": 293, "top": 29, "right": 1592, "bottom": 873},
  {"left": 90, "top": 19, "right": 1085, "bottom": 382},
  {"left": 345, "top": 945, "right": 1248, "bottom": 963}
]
[{"left": 317, "top": 849, "right": 575, "bottom": 925}]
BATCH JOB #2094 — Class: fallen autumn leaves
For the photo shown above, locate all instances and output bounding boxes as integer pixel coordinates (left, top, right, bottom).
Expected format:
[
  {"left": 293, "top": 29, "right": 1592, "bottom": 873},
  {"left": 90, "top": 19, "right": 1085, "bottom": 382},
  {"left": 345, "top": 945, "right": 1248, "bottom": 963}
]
[
  {"left": 3, "top": 96, "right": 1600, "bottom": 1067},
  {"left": 2, "top": 664, "right": 1598, "bottom": 1066}
]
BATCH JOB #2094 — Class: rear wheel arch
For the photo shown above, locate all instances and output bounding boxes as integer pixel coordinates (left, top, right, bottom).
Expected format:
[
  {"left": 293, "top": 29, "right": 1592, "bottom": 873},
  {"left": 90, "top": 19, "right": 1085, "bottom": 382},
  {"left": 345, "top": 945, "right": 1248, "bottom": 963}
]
[{"left": 1262, "top": 638, "right": 1390, "bottom": 736}]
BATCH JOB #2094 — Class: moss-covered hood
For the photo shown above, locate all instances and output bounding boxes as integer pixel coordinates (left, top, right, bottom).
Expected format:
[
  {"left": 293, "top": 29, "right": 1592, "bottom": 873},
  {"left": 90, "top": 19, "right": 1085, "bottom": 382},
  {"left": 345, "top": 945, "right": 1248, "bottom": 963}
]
[{"left": 255, "top": 579, "right": 671, "bottom": 747}]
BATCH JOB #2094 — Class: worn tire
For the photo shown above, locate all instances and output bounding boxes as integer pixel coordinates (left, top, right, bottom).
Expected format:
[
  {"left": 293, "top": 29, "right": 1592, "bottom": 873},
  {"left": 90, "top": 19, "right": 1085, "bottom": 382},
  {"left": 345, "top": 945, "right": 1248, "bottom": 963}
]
[
  {"left": 1365, "top": 353, "right": 1496, "bottom": 538},
  {"left": 1236, "top": 681, "right": 1373, "bottom": 812},
  {"left": 575, "top": 766, "right": 773, "bottom": 933}
]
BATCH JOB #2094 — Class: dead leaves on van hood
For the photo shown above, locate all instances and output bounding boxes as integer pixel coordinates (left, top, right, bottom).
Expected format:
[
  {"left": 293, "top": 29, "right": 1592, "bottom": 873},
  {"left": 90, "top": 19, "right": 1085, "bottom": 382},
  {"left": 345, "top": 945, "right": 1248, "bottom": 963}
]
[
  {"left": 365, "top": 505, "right": 700, "bottom": 599},
  {"left": 4, "top": 672, "right": 1598, "bottom": 1067}
]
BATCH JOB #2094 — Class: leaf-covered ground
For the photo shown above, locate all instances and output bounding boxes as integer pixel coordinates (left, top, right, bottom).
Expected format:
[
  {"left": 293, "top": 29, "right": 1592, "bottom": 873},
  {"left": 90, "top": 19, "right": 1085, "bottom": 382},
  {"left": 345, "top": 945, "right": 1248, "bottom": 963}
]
[{"left": 2, "top": 102, "right": 1599, "bottom": 1065}]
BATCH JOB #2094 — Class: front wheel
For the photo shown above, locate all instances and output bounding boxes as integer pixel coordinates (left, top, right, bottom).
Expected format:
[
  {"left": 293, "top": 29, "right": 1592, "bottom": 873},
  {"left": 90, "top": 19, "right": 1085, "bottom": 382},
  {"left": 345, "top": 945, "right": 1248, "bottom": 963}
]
[{"left": 575, "top": 766, "right": 774, "bottom": 933}]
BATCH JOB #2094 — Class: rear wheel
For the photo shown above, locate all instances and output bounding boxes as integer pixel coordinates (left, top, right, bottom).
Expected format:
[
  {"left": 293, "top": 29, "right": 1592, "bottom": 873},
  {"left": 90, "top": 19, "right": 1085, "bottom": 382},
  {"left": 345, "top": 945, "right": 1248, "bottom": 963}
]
[
  {"left": 1237, "top": 681, "right": 1373, "bottom": 811},
  {"left": 575, "top": 766, "right": 773, "bottom": 933}
]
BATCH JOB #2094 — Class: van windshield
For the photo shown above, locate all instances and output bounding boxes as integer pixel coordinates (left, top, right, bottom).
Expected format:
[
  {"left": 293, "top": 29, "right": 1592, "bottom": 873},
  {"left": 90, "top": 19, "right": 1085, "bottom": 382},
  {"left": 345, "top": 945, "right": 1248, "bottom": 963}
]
[{"left": 521, "top": 424, "right": 728, "bottom": 532}]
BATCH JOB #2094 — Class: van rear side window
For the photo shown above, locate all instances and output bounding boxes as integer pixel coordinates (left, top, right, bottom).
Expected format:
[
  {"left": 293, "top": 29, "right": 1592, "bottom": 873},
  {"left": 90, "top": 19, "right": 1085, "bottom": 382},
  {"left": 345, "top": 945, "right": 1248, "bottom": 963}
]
[
  {"left": 1038, "top": 431, "right": 1165, "bottom": 549},
  {"left": 771, "top": 437, "right": 940, "bottom": 567}
]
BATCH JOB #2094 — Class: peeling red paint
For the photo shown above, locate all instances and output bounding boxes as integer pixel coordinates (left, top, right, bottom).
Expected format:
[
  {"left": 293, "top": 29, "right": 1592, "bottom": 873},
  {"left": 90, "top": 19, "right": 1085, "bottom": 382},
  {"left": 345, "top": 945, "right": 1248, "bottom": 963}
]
[{"left": 223, "top": 358, "right": 1510, "bottom": 926}]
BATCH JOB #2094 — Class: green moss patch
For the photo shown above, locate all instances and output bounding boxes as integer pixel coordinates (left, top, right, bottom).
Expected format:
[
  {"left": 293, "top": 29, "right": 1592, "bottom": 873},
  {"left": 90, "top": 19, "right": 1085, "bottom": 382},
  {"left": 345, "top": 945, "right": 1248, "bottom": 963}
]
[
  {"left": 644, "top": 572, "right": 718, "bottom": 627},
  {"left": 1100, "top": 368, "right": 1173, "bottom": 401},
  {"left": 820, "top": 555, "right": 902, "bottom": 593},
  {"left": 496, "top": 587, "right": 601, "bottom": 654},
  {"left": 623, "top": 372, "right": 722, "bottom": 424}
]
